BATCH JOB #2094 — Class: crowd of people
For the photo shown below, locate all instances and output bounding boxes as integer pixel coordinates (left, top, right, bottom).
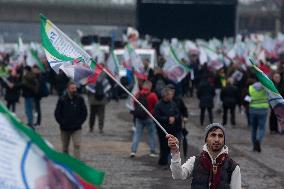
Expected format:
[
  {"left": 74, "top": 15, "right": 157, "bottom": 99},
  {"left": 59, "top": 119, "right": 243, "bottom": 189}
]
[
  {"left": 2, "top": 32, "right": 284, "bottom": 189},
  {"left": 1, "top": 36, "right": 284, "bottom": 154}
]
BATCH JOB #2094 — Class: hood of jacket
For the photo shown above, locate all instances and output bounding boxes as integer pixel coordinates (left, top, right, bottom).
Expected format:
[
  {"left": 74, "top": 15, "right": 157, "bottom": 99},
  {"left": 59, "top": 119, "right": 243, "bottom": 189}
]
[
  {"left": 202, "top": 144, "right": 228, "bottom": 163},
  {"left": 252, "top": 82, "right": 263, "bottom": 91}
]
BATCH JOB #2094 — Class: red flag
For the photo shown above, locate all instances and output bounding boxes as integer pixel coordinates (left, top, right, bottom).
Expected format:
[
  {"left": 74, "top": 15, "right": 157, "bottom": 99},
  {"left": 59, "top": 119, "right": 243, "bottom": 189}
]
[{"left": 85, "top": 64, "right": 104, "bottom": 84}]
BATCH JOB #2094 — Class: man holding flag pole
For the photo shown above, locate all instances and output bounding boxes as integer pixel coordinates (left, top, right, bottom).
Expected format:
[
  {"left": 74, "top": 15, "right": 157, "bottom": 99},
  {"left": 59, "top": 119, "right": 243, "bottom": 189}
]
[
  {"left": 167, "top": 123, "right": 242, "bottom": 189},
  {"left": 40, "top": 15, "right": 188, "bottom": 183}
]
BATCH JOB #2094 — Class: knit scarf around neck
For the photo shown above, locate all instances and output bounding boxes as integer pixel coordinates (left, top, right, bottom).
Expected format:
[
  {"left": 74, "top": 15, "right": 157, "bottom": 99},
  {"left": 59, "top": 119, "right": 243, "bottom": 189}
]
[{"left": 200, "top": 150, "right": 228, "bottom": 189}]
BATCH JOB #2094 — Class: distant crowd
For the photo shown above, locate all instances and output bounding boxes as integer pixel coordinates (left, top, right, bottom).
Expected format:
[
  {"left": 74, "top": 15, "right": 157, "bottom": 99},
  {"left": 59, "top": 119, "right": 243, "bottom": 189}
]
[{"left": 1, "top": 34, "right": 284, "bottom": 162}]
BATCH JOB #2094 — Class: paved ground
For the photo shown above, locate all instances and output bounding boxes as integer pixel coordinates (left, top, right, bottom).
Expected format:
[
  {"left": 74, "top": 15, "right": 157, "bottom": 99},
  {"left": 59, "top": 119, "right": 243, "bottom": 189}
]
[{"left": 5, "top": 94, "right": 284, "bottom": 189}]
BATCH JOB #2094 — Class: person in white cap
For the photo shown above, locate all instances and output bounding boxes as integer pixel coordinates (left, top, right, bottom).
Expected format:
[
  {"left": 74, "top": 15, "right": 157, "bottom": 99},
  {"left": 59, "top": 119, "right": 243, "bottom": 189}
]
[{"left": 167, "top": 123, "right": 241, "bottom": 189}]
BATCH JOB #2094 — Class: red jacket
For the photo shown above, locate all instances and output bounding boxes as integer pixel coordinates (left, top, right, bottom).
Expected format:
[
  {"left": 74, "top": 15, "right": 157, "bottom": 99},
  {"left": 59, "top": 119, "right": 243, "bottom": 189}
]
[
  {"left": 259, "top": 63, "right": 270, "bottom": 75},
  {"left": 135, "top": 87, "right": 158, "bottom": 114}
]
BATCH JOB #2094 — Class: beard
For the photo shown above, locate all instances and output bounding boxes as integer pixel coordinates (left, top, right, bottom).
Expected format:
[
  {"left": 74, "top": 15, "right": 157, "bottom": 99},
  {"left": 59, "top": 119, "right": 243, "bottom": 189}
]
[
  {"left": 209, "top": 143, "right": 223, "bottom": 152},
  {"left": 68, "top": 91, "right": 76, "bottom": 98}
]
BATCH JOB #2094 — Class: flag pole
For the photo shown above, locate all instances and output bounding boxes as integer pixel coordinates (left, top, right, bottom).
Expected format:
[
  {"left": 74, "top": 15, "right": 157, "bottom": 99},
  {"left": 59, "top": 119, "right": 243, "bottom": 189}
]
[
  {"left": 40, "top": 14, "right": 176, "bottom": 145},
  {"left": 99, "top": 65, "right": 169, "bottom": 135},
  {"left": 100, "top": 63, "right": 179, "bottom": 148}
]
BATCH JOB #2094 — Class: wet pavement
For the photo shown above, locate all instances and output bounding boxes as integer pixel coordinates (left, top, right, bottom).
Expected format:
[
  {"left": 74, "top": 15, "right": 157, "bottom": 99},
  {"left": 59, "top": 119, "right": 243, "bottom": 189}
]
[{"left": 6, "top": 94, "right": 284, "bottom": 189}]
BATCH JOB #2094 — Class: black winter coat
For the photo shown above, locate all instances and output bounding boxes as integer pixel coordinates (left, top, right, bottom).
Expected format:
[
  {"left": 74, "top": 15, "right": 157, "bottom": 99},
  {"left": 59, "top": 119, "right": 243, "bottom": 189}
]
[
  {"left": 55, "top": 73, "right": 69, "bottom": 96},
  {"left": 197, "top": 80, "right": 215, "bottom": 108},
  {"left": 55, "top": 93, "right": 87, "bottom": 131},
  {"left": 22, "top": 72, "right": 38, "bottom": 98},
  {"left": 173, "top": 96, "right": 188, "bottom": 118},
  {"left": 220, "top": 85, "right": 239, "bottom": 107},
  {"left": 3, "top": 76, "right": 21, "bottom": 102},
  {"left": 154, "top": 100, "right": 181, "bottom": 135},
  {"left": 34, "top": 73, "right": 48, "bottom": 99}
]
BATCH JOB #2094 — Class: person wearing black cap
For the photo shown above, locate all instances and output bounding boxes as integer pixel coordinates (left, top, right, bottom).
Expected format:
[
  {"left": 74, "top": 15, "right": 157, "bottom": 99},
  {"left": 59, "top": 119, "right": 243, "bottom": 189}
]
[{"left": 167, "top": 123, "right": 241, "bottom": 189}]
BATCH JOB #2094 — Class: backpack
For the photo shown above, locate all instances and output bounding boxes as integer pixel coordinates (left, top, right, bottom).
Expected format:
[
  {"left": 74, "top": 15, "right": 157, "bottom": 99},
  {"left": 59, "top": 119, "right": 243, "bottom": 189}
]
[
  {"left": 133, "top": 93, "right": 149, "bottom": 119},
  {"left": 155, "top": 79, "right": 166, "bottom": 98},
  {"left": 95, "top": 81, "right": 105, "bottom": 100}
]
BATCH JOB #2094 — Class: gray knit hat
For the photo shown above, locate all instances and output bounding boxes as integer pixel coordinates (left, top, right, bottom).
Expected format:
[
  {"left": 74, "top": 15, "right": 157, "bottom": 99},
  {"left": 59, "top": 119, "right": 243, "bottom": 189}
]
[{"left": 205, "top": 123, "right": 226, "bottom": 144}]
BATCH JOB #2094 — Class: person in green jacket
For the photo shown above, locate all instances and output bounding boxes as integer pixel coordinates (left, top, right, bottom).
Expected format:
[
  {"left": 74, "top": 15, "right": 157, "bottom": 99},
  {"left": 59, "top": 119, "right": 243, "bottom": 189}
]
[{"left": 248, "top": 77, "right": 269, "bottom": 152}]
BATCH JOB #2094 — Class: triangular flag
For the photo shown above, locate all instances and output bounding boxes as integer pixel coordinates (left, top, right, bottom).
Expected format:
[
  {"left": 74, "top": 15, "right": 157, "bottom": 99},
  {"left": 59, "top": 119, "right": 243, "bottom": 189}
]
[{"left": 40, "top": 14, "right": 99, "bottom": 81}]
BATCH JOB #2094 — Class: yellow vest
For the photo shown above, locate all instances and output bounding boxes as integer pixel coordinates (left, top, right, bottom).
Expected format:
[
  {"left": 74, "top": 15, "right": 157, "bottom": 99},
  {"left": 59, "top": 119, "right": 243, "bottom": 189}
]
[
  {"left": 221, "top": 78, "right": 226, "bottom": 88},
  {"left": 249, "top": 85, "right": 269, "bottom": 109}
]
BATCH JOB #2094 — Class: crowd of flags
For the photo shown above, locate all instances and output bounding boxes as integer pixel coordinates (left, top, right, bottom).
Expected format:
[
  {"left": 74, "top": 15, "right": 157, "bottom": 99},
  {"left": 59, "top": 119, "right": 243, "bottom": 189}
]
[{"left": 1, "top": 13, "right": 284, "bottom": 188}]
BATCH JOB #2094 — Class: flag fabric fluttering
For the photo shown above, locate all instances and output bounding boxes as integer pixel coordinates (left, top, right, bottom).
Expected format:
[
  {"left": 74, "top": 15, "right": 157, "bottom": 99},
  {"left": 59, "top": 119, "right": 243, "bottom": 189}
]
[
  {"left": 83, "top": 64, "right": 104, "bottom": 85},
  {"left": 170, "top": 46, "right": 191, "bottom": 71},
  {"left": 126, "top": 77, "right": 139, "bottom": 110},
  {"left": 162, "top": 47, "right": 188, "bottom": 83},
  {"left": 125, "top": 43, "right": 147, "bottom": 80},
  {"left": 27, "top": 49, "right": 46, "bottom": 72},
  {"left": 40, "top": 14, "right": 101, "bottom": 83},
  {"left": 49, "top": 58, "right": 102, "bottom": 84},
  {"left": 106, "top": 49, "right": 120, "bottom": 79},
  {"left": 40, "top": 15, "right": 171, "bottom": 138},
  {"left": 39, "top": 15, "right": 107, "bottom": 187},
  {"left": 86, "top": 76, "right": 111, "bottom": 95},
  {"left": 40, "top": 15, "right": 91, "bottom": 65},
  {"left": 0, "top": 102, "right": 104, "bottom": 189},
  {"left": 9, "top": 37, "right": 26, "bottom": 66},
  {"left": 249, "top": 57, "right": 284, "bottom": 129}
]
